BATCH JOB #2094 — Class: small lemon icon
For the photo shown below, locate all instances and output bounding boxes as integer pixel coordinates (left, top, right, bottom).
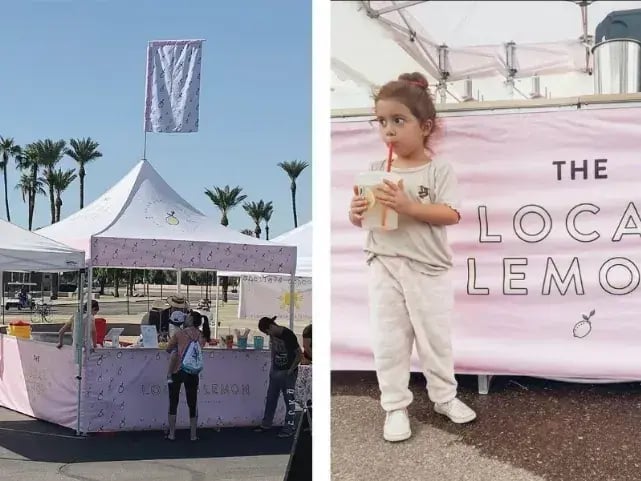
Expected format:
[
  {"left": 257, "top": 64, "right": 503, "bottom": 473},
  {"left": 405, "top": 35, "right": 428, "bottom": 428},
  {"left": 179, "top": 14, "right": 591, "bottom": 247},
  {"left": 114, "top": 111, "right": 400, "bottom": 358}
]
[
  {"left": 166, "top": 211, "right": 179, "bottom": 226},
  {"left": 573, "top": 309, "right": 595, "bottom": 339}
]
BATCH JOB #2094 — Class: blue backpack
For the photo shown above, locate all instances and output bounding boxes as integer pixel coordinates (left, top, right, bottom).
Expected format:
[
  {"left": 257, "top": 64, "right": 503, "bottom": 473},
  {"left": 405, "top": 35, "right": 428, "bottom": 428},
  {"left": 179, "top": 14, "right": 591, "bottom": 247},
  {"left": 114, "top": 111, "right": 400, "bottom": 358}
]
[{"left": 180, "top": 339, "right": 203, "bottom": 375}]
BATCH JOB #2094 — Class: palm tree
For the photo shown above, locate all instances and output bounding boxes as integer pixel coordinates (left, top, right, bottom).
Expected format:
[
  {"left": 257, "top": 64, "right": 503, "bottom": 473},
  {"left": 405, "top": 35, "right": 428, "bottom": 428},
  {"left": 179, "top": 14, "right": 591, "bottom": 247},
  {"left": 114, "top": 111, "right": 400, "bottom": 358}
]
[
  {"left": 15, "top": 173, "right": 46, "bottom": 229},
  {"left": 15, "top": 143, "right": 43, "bottom": 230},
  {"left": 65, "top": 137, "right": 102, "bottom": 209},
  {"left": 204, "top": 185, "right": 247, "bottom": 226},
  {"left": 35, "top": 139, "right": 67, "bottom": 224},
  {"left": 0, "top": 137, "right": 21, "bottom": 222},
  {"left": 240, "top": 229, "right": 254, "bottom": 237},
  {"left": 263, "top": 201, "right": 274, "bottom": 240},
  {"left": 47, "top": 168, "right": 77, "bottom": 222},
  {"left": 204, "top": 185, "right": 247, "bottom": 303},
  {"left": 278, "top": 160, "right": 308, "bottom": 228},
  {"left": 243, "top": 200, "right": 267, "bottom": 239}
]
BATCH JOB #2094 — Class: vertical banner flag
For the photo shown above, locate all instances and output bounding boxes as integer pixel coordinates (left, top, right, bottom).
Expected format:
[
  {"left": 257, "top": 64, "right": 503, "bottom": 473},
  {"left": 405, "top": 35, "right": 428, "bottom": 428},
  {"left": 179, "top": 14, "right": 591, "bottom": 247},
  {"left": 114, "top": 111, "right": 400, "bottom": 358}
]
[{"left": 144, "top": 39, "right": 203, "bottom": 133}]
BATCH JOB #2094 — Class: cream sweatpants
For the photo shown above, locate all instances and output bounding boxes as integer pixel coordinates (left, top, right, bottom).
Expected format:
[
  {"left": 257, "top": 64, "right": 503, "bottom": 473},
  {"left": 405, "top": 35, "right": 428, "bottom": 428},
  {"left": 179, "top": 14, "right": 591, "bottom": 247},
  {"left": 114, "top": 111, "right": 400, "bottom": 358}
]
[{"left": 369, "top": 256, "right": 458, "bottom": 411}]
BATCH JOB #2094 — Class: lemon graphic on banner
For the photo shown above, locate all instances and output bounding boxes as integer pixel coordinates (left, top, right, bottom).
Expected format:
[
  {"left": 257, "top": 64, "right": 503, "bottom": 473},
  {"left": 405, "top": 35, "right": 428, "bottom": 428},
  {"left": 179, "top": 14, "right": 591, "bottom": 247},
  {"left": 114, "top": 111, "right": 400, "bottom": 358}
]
[
  {"left": 280, "top": 289, "right": 303, "bottom": 310},
  {"left": 166, "top": 211, "right": 180, "bottom": 226}
]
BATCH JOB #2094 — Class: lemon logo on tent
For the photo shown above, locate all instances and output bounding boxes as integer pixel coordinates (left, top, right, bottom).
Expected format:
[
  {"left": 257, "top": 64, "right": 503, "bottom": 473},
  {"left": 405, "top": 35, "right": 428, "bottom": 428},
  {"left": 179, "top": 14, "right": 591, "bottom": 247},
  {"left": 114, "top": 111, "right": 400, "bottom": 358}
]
[
  {"left": 280, "top": 290, "right": 303, "bottom": 310},
  {"left": 166, "top": 211, "right": 179, "bottom": 226}
]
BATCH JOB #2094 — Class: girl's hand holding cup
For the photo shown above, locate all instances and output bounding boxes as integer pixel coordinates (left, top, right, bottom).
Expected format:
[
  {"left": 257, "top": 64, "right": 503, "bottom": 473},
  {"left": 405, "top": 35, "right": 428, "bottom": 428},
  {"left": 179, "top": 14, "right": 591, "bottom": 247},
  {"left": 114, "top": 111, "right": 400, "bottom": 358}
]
[
  {"left": 349, "top": 185, "right": 369, "bottom": 226},
  {"left": 376, "top": 179, "right": 412, "bottom": 215}
]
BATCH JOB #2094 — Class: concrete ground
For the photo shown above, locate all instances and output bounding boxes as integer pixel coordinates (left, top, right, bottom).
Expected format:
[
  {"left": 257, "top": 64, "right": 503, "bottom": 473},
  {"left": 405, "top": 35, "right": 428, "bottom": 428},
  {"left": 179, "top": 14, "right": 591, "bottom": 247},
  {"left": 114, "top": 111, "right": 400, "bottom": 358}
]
[
  {"left": 0, "top": 407, "right": 292, "bottom": 481},
  {"left": 332, "top": 372, "right": 641, "bottom": 481}
]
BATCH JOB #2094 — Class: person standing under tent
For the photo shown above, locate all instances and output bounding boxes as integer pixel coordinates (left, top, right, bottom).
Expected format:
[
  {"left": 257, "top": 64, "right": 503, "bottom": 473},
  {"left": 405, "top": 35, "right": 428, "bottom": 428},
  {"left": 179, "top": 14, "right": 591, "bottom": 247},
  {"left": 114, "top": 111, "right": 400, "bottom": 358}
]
[
  {"left": 301, "top": 323, "right": 312, "bottom": 364},
  {"left": 348, "top": 72, "right": 476, "bottom": 443},
  {"left": 254, "top": 315, "right": 302, "bottom": 438},
  {"left": 165, "top": 310, "right": 210, "bottom": 441},
  {"left": 56, "top": 300, "right": 99, "bottom": 349}
]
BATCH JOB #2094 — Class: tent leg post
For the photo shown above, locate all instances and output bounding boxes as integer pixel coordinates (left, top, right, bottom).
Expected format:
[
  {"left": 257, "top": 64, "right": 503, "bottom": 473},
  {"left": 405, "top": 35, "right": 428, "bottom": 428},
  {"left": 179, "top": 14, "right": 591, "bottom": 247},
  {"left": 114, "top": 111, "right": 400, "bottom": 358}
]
[
  {"left": 289, "top": 274, "right": 295, "bottom": 331},
  {"left": 214, "top": 274, "right": 220, "bottom": 339},
  {"left": 478, "top": 375, "right": 493, "bottom": 395}
]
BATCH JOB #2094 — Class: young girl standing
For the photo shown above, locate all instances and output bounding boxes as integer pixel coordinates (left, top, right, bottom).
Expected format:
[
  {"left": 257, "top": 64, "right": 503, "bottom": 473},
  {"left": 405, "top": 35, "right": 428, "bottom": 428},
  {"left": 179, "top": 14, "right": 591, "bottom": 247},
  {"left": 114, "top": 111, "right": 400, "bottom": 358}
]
[{"left": 349, "top": 72, "right": 476, "bottom": 443}]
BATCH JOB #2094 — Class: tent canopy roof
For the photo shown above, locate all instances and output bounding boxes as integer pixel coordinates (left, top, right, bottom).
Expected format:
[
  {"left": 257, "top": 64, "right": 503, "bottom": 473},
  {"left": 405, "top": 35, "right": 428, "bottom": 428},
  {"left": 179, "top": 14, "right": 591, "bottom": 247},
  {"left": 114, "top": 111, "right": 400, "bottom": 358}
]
[
  {"left": 0, "top": 219, "right": 84, "bottom": 272},
  {"left": 39, "top": 160, "right": 296, "bottom": 274},
  {"left": 271, "top": 222, "right": 311, "bottom": 277}
]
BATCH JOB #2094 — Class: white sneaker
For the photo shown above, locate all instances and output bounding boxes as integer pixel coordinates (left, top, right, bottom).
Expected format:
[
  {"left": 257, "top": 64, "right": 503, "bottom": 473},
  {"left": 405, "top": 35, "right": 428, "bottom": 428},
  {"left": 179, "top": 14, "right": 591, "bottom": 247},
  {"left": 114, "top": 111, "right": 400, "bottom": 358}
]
[
  {"left": 383, "top": 409, "right": 412, "bottom": 442},
  {"left": 434, "top": 398, "right": 477, "bottom": 424}
]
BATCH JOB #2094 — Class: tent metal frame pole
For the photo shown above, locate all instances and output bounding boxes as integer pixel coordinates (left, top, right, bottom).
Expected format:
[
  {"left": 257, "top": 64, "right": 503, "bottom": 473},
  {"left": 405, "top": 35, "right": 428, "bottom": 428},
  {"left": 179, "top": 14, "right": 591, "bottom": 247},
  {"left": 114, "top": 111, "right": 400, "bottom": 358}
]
[
  {"left": 75, "top": 269, "right": 85, "bottom": 436},
  {"left": 370, "top": 14, "right": 442, "bottom": 79},
  {"left": 0, "top": 271, "right": 3, "bottom": 326},
  {"left": 214, "top": 275, "right": 220, "bottom": 339},
  {"left": 332, "top": 94, "right": 641, "bottom": 119},
  {"left": 176, "top": 269, "right": 182, "bottom": 295},
  {"left": 289, "top": 274, "right": 295, "bottom": 331},
  {"left": 74, "top": 263, "right": 92, "bottom": 437},
  {"left": 363, "top": 0, "right": 425, "bottom": 17}
]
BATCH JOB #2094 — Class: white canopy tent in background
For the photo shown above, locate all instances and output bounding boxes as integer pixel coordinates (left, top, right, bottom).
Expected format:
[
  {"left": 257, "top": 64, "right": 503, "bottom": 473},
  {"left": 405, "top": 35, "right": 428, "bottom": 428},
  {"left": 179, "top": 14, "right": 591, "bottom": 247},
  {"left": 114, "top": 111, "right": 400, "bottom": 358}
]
[
  {"left": 332, "top": 0, "right": 641, "bottom": 111},
  {"left": 0, "top": 218, "right": 85, "bottom": 320},
  {"left": 0, "top": 218, "right": 84, "bottom": 272},
  {"left": 222, "top": 222, "right": 313, "bottom": 324},
  {"left": 0, "top": 218, "right": 86, "bottom": 434},
  {"left": 38, "top": 160, "right": 298, "bottom": 338},
  {"left": 266, "top": 222, "right": 311, "bottom": 278}
]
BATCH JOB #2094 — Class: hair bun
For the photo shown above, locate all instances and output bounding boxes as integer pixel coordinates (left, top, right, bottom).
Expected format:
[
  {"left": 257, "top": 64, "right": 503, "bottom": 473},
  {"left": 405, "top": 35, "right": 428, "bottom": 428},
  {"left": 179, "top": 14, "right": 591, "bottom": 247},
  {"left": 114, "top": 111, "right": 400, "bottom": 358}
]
[{"left": 398, "top": 72, "right": 429, "bottom": 89}]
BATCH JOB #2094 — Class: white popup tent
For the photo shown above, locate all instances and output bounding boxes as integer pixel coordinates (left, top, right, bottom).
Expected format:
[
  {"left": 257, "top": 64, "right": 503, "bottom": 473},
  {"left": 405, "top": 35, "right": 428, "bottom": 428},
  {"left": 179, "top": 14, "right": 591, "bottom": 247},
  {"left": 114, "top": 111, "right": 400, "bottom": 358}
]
[
  {"left": 271, "top": 222, "right": 312, "bottom": 278},
  {"left": 0, "top": 218, "right": 84, "bottom": 272},
  {"left": 38, "top": 160, "right": 298, "bottom": 335},
  {"left": 225, "top": 222, "right": 312, "bottom": 322},
  {"left": 0, "top": 218, "right": 85, "bottom": 318},
  {"left": 0, "top": 218, "right": 86, "bottom": 434}
]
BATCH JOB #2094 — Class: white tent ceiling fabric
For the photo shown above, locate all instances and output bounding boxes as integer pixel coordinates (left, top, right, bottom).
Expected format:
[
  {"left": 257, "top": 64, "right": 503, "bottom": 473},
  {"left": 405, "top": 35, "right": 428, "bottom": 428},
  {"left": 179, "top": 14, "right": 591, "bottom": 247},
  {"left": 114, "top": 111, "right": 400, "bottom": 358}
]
[
  {"left": 331, "top": 0, "right": 641, "bottom": 109},
  {"left": 38, "top": 160, "right": 297, "bottom": 274},
  {"left": 0, "top": 218, "right": 84, "bottom": 272}
]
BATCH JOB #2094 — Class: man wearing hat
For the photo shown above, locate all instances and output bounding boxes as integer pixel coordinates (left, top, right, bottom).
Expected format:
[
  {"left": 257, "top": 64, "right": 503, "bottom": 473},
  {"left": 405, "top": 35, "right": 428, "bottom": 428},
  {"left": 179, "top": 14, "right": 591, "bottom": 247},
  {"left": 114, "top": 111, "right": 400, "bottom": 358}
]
[
  {"left": 166, "top": 295, "right": 189, "bottom": 336},
  {"left": 254, "top": 316, "right": 302, "bottom": 438},
  {"left": 141, "top": 294, "right": 189, "bottom": 337}
]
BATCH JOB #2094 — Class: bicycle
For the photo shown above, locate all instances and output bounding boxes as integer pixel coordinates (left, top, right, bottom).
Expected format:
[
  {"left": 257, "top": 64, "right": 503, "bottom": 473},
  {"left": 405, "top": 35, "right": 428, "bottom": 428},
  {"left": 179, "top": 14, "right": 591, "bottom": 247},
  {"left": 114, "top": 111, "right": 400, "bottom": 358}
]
[{"left": 34, "top": 302, "right": 52, "bottom": 323}]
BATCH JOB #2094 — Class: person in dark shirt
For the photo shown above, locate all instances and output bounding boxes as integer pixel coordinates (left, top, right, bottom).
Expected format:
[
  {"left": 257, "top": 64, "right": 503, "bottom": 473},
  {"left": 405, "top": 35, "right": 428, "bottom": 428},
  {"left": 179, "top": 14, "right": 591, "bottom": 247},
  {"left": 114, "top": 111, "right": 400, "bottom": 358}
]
[
  {"left": 302, "top": 324, "right": 312, "bottom": 364},
  {"left": 255, "top": 315, "right": 302, "bottom": 437}
]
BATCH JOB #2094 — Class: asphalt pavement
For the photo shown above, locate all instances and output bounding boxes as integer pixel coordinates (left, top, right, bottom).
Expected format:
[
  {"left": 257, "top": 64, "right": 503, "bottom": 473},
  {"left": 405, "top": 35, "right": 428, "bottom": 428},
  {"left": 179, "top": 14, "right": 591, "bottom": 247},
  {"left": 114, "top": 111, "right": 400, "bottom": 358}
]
[
  {"left": 0, "top": 407, "right": 291, "bottom": 481},
  {"left": 332, "top": 372, "right": 641, "bottom": 481}
]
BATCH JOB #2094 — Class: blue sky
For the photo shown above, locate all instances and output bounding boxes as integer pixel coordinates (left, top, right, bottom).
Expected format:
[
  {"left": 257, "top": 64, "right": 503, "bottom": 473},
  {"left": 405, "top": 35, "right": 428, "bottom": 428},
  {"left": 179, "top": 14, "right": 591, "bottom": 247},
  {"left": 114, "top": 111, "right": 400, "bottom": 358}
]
[{"left": 0, "top": 0, "right": 311, "bottom": 238}]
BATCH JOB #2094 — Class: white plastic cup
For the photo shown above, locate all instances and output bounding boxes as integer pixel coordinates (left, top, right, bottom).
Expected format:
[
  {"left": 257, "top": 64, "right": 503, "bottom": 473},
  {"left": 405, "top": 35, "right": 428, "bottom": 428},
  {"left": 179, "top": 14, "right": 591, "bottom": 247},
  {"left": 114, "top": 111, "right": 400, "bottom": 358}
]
[{"left": 355, "top": 171, "right": 401, "bottom": 231}]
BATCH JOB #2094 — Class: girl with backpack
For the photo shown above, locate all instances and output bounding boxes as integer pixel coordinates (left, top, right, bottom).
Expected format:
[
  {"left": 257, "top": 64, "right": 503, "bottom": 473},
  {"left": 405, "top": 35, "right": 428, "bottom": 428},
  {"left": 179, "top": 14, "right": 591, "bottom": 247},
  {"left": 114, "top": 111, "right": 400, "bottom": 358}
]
[{"left": 165, "top": 310, "right": 211, "bottom": 441}]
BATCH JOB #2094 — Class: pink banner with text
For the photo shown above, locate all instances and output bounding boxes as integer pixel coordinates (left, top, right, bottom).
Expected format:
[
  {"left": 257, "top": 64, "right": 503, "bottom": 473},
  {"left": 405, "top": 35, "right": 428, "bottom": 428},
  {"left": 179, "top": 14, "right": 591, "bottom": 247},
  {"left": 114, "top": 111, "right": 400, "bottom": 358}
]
[
  {"left": 332, "top": 106, "right": 641, "bottom": 379},
  {"left": 79, "top": 348, "right": 290, "bottom": 432},
  {"left": 0, "top": 335, "right": 78, "bottom": 429}
]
